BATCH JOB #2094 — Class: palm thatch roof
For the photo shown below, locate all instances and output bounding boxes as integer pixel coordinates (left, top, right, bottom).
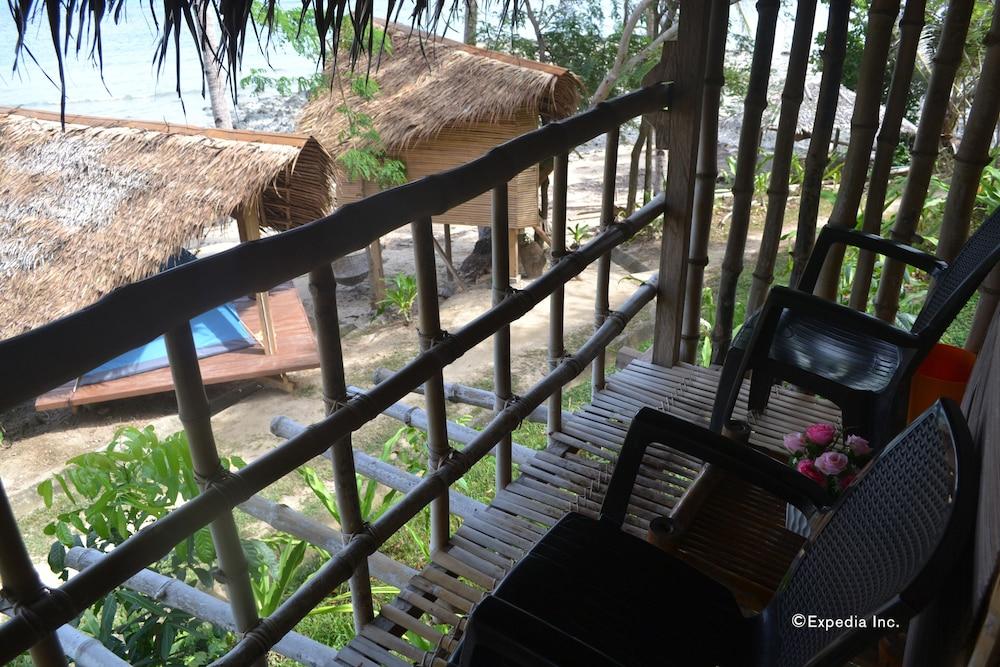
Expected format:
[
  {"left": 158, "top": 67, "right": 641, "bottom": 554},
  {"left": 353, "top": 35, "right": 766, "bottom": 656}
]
[
  {"left": 0, "top": 107, "right": 334, "bottom": 340},
  {"left": 298, "top": 22, "right": 582, "bottom": 157}
]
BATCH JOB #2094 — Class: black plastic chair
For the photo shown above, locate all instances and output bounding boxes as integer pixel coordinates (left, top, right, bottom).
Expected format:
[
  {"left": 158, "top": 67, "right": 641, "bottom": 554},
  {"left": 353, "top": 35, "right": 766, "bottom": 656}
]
[
  {"left": 451, "top": 400, "right": 978, "bottom": 666},
  {"left": 710, "top": 206, "right": 1000, "bottom": 444}
]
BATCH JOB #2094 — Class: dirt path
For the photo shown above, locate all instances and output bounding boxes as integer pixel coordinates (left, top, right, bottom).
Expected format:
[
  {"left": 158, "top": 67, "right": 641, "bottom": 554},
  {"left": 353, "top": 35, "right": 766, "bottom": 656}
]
[{"left": 0, "top": 137, "right": 800, "bottom": 525}]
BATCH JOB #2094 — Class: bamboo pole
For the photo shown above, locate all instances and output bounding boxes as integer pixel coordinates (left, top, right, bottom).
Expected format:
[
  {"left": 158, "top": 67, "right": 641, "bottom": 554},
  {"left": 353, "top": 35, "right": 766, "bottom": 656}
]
[
  {"left": 788, "top": 0, "right": 852, "bottom": 289},
  {"left": 813, "top": 0, "right": 902, "bottom": 301},
  {"left": 215, "top": 275, "right": 661, "bottom": 666},
  {"left": 308, "top": 265, "right": 374, "bottom": 630},
  {"left": 412, "top": 216, "right": 453, "bottom": 552},
  {"left": 594, "top": 127, "right": 620, "bottom": 388},
  {"left": 873, "top": 0, "right": 976, "bottom": 322},
  {"left": 373, "top": 367, "right": 549, "bottom": 424},
  {"left": 64, "top": 548, "right": 339, "bottom": 666},
  {"left": 339, "top": 389, "right": 536, "bottom": 467},
  {"left": 849, "top": 0, "right": 928, "bottom": 311},
  {"left": 709, "top": 0, "right": 782, "bottom": 363},
  {"left": 744, "top": 0, "right": 819, "bottom": 317},
  {"left": 679, "top": 0, "right": 731, "bottom": 364},
  {"left": 237, "top": 494, "right": 417, "bottom": 589},
  {"left": 0, "top": 480, "right": 67, "bottom": 666},
  {"left": 935, "top": 4, "right": 1000, "bottom": 263},
  {"left": 163, "top": 325, "right": 265, "bottom": 667},
  {"left": 652, "top": 0, "right": 712, "bottom": 367},
  {"left": 548, "top": 153, "right": 569, "bottom": 447},
  {"left": 491, "top": 187, "right": 514, "bottom": 490},
  {"left": 0, "top": 597, "right": 123, "bottom": 667},
  {"left": 0, "top": 191, "right": 668, "bottom": 664}
]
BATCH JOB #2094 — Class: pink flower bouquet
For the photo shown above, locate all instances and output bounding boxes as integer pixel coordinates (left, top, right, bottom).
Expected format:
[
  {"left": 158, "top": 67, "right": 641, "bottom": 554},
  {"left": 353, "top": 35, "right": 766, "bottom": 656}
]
[{"left": 783, "top": 423, "right": 871, "bottom": 495}]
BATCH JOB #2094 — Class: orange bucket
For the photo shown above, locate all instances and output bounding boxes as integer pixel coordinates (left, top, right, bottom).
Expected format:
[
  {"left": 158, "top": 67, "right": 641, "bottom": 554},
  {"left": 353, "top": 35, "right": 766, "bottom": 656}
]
[{"left": 907, "top": 343, "right": 977, "bottom": 422}]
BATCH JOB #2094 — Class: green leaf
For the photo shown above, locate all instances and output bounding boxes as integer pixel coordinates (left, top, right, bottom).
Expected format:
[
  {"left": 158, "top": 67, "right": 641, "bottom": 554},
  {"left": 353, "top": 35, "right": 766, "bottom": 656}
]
[
  {"left": 298, "top": 466, "right": 339, "bottom": 522},
  {"left": 47, "top": 542, "right": 66, "bottom": 573},
  {"left": 37, "top": 479, "right": 54, "bottom": 508},
  {"left": 54, "top": 521, "right": 74, "bottom": 546},
  {"left": 99, "top": 593, "right": 118, "bottom": 642},
  {"left": 194, "top": 528, "right": 216, "bottom": 565}
]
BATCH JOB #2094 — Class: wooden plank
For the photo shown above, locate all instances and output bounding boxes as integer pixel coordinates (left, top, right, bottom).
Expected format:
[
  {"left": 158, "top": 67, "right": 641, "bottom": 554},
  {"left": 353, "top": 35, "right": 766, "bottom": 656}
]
[{"left": 36, "top": 283, "right": 318, "bottom": 410}]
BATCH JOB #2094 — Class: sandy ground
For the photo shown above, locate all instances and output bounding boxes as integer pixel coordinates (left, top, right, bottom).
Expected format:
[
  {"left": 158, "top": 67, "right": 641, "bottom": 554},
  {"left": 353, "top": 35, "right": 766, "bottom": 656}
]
[{"left": 0, "top": 135, "right": 794, "bottom": 544}]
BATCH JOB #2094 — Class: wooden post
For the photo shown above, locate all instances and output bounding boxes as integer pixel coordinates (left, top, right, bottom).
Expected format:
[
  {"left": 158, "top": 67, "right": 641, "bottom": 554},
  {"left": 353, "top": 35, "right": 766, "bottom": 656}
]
[
  {"left": 788, "top": 0, "right": 852, "bottom": 289},
  {"left": 967, "top": 267, "right": 1000, "bottom": 354},
  {"left": 813, "top": 0, "right": 903, "bottom": 302},
  {"left": 651, "top": 0, "right": 712, "bottom": 367},
  {"left": 410, "top": 216, "right": 452, "bottom": 551},
  {"left": 709, "top": 0, "right": 782, "bottom": 363},
  {"left": 235, "top": 206, "right": 277, "bottom": 354},
  {"left": 873, "top": 0, "right": 976, "bottom": 322},
  {"left": 849, "top": 0, "right": 927, "bottom": 311},
  {"left": 308, "top": 265, "right": 375, "bottom": 630},
  {"left": 492, "top": 186, "right": 514, "bottom": 490},
  {"left": 362, "top": 183, "right": 387, "bottom": 308},
  {"left": 744, "top": 0, "right": 819, "bottom": 318},
  {"left": 163, "top": 324, "right": 265, "bottom": 667},
  {"left": 443, "top": 224, "right": 452, "bottom": 262},
  {"left": 935, "top": 2, "right": 1000, "bottom": 263},
  {"left": 548, "top": 154, "right": 569, "bottom": 448},
  {"left": 594, "top": 126, "right": 620, "bottom": 389},
  {"left": 680, "top": 0, "right": 731, "bottom": 364},
  {"left": 0, "top": 481, "right": 67, "bottom": 666}
]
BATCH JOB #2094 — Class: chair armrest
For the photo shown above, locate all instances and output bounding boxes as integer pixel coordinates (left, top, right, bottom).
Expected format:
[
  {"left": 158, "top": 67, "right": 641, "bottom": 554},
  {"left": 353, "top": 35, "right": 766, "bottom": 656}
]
[
  {"left": 602, "top": 408, "right": 835, "bottom": 522},
  {"left": 798, "top": 226, "right": 947, "bottom": 292},
  {"left": 458, "top": 595, "right": 623, "bottom": 666},
  {"left": 761, "top": 286, "right": 922, "bottom": 349}
]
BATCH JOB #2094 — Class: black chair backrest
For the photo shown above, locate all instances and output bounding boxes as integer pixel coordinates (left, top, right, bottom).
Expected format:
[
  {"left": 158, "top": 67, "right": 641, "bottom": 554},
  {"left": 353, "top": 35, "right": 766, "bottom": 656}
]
[
  {"left": 758, "top": 399, "right": 978, "bottom": 666},
  {"left": 912, "top": 206, "right": 1000, "bottom": 338}
]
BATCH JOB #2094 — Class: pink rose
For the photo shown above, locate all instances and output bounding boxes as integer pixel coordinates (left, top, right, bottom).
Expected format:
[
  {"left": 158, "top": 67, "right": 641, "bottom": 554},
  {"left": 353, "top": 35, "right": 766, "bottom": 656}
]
[
  {"left": 838, "top": 472, "right": 857, "bottom": 491},
  {"left": 796, "top": 459, "right": 827, "bottom": 486},
  {"left": 783, "top": 432, "right": 807, "bottom": 454},
  {"left": 805, "top": 423, "right": 837, "bottom": 447},
  {"left": 846, "top": 434, "right": 872, "bottom": 457},
  {"left": 815, "top": 451, "right": 849, "bottom": 476}
]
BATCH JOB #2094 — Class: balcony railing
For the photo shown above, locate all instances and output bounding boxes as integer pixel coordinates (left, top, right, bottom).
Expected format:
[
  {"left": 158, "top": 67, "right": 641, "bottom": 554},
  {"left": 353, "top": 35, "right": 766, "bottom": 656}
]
[{"left": 0, "top": 82, "right": 673, "bottom": 664}]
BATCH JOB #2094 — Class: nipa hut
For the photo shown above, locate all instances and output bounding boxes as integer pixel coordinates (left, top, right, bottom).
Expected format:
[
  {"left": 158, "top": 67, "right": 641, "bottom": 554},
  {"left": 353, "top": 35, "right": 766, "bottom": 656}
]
[
  {"left": 0, "top": 107, "right": 335, "bottom": 408},
  {"left": 298, "top": 22, "right": 582, "bottom": 280}
]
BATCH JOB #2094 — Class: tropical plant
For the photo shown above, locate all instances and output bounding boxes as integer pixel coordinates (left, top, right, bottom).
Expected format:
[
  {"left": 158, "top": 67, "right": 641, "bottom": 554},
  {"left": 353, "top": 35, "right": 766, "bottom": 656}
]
[
  {"left": 568, "top": 222, "right": 592, "bottom": 248},
  {"left": 375, "top": 273, "right": 418, "bottom": 322}
]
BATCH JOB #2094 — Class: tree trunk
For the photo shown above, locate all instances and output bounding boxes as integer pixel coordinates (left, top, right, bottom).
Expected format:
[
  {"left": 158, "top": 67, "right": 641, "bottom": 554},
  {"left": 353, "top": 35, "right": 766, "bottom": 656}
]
[
  {"left": 626, "top": 121, "right": 650, "bottom": 215},
  {"left": 196, "top": 2, "right": 233, "bottom": 130},
  {"left": 464, "top": 0, "right": 478, "bottom": 45}
]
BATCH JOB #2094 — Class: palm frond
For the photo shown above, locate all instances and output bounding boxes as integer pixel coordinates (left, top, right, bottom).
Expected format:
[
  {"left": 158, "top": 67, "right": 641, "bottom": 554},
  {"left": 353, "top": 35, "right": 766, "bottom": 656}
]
[{"left": 8, "top": 0, "right": 519, "bottom": 119}]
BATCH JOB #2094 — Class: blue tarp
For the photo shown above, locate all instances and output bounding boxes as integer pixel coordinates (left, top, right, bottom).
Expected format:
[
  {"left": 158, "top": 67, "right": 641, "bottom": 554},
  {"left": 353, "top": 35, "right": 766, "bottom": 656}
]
[{"left": 79, "top": 250, "right": 257, "bottom": 386}]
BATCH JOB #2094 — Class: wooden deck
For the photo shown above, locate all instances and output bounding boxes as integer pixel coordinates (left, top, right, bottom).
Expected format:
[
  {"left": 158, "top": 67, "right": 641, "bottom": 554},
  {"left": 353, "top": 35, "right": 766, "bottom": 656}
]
[
  {"left": 36, "top": 284, "right": 319, "bottom": 411},
  {"left": 332, "top": 361, "right": 841, "bottom": 666}
]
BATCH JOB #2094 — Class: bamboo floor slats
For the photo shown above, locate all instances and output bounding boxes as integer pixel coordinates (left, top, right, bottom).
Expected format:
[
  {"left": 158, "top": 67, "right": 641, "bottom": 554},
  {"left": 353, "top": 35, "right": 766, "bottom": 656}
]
[{"left": 333, "top": 360, "right": 840, "bottom": 665}]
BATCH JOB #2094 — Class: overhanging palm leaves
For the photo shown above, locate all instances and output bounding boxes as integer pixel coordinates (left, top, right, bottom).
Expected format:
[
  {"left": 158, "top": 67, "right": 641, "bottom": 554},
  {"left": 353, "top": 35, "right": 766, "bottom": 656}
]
[{"left": 8, "top": 0, "right": 519, "bottom": 116}]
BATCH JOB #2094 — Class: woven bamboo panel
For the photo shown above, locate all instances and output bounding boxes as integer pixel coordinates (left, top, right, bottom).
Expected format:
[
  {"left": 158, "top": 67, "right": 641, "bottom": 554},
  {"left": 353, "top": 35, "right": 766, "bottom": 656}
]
[{"left": 337, "top": 108, "right": 540, "bottom": 229}]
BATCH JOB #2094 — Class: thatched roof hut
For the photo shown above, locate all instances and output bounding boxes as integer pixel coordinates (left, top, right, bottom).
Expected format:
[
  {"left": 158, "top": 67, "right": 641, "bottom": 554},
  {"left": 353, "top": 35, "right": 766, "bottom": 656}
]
[
  {"left": 0, "top": 107, "right": 335, "bottom": 340},
  {"left": 298, "top": 23, "right": 581, "bottom": 278}
]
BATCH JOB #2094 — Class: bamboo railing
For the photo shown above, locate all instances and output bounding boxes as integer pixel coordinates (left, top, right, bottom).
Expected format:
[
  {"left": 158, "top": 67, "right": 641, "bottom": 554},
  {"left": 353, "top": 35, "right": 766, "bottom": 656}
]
[
  {"left": 6, "top": 0, "right": 1000, "bottom": 661},
  {"left": 0, "top": 83, "right": 673, "bottom": 664}
]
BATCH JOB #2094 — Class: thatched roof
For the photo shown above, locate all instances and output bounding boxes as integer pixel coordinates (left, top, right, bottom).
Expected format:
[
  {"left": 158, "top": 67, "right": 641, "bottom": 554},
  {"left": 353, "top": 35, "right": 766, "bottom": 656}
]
[
  {"left": 719, "top": 74, "right": 919, "bottom": 153},
  {"left": 298, "top": 22, "right": 583, "bottom": 156},
  {"left": 0, "top": 107, "right": 335, "bottom": 340}
]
